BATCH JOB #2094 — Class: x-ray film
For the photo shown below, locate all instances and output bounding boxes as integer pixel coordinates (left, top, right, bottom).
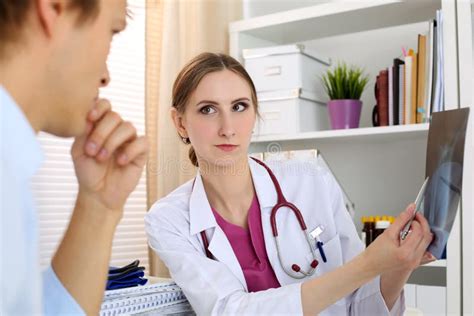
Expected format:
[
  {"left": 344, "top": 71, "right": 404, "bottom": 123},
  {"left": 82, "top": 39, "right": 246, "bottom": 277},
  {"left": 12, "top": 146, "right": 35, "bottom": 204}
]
[{"left": 421, "top": 108, "right": 470, "bottom": 258}]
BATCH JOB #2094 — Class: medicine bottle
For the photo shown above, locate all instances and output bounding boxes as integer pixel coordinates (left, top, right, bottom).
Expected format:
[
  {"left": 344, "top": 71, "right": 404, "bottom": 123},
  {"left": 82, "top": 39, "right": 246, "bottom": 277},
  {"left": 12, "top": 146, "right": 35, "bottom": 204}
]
[
  {"left": 363, "top": 216, "right": 376, "bottom": 247},
  {"left": 374, "top": 218, "right": 390, "bottom": 240},
  {"left": 361, "top": 216, "right": 368, "bottom": 246}
]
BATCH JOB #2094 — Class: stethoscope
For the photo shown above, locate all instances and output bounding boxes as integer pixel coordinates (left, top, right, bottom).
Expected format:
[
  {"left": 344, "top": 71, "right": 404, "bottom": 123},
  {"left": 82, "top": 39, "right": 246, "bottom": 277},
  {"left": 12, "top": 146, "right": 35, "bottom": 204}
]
[{"left": 200, "top": 157, "right": 324, "bottom": 279}]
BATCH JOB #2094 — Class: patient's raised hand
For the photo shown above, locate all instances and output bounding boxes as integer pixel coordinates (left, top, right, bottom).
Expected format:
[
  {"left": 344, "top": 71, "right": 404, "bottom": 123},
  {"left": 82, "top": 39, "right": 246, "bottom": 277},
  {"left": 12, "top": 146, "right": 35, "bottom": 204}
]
[{"left": 71, "top": 98, "right": 149, "bottom": 213}]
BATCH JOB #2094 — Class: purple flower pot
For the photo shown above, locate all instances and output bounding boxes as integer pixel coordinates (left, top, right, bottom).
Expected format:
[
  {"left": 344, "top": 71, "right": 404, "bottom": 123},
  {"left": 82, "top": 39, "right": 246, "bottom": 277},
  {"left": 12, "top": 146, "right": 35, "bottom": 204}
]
[{"left": 327, "top": 99, "right": 362, "bottom": 129}]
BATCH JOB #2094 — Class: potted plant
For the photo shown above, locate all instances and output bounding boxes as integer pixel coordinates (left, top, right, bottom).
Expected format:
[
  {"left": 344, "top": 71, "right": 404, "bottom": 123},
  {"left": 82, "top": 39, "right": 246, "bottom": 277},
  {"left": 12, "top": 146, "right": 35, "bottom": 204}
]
[{"left": 322, "top": 63, "right": 369, "bottom": 129}]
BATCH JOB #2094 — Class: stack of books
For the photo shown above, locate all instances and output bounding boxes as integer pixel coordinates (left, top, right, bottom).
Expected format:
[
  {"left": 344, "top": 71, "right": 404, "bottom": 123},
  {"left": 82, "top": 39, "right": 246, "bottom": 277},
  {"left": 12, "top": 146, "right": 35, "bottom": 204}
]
[
  {"left": 100, "top": 277, "right": 192, "bottom": 316},
  {"left": 373, "top": 10, "right": 444, "bottom": 126}
]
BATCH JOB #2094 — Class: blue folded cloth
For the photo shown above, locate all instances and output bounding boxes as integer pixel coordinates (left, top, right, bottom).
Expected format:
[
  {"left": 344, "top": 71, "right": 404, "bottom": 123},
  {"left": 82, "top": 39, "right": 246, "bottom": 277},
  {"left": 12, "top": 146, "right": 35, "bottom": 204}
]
[
  {"left": 108, "top": 266, "right": 145, "bottom": 281},
  {"left": 106, "top": 260, "right": 148, "bottom": 290}
]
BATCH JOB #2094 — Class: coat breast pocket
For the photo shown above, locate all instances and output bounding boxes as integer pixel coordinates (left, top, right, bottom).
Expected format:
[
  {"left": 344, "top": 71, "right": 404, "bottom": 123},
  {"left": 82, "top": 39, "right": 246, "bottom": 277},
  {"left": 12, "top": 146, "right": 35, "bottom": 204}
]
[
  {"left": 305, "top": 233, "right": 343, "bottom": 276},
  {"left": 305, "top": 233, "right": 347, "bottom": 308}
]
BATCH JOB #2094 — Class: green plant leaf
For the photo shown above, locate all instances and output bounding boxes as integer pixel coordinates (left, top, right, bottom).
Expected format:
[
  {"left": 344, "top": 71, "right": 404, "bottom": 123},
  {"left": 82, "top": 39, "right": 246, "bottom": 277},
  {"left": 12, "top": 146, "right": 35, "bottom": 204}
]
[{"left": 320, "top": 62, "right": 369, "bottom": 100}]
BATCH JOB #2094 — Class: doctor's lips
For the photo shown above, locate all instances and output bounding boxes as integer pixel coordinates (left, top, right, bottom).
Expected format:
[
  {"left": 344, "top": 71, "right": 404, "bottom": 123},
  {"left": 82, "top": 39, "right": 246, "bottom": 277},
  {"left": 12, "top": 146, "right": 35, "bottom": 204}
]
[{"left": 215, "top": 144, "right": 238, "bottom": 152}]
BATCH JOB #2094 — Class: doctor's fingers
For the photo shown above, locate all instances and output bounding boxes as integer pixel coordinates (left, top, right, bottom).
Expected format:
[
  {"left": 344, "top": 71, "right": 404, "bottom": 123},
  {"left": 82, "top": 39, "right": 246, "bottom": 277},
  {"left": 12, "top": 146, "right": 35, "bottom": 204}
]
[
  {"left": 402, "top": 220, "right": 424, "bottom": 247},
  {"left": 386, "top": 203, "right": 416, "bottom": 240},
  {"left": 414, "top": 212, "right": 432, "bottom": 238},
  {"left": 413, "top": 214, "right": 434, "bottom": 255},
  {"left": 88, "top": 98, "right": 112, "bottom": 122},
  {"left": 115, "top": 136, "right": 148, "bottom": 166},
  {"left": 414, "top": 232, "right": 434, "bottom": 261},
  {"left": 94, "top": 121, "right": 137, "bottom": 162},
  {"left": 395, "top": 221, "right": 427, "bottom": 269},
  {"left": 85, "top": 111, "right": 123, "bottom": 156},
  {"left": 402, "top": 214, "right": 432, "bottom": 248},
  {"left": 420, "top": 251, "right": 436, "bottom": 265}
]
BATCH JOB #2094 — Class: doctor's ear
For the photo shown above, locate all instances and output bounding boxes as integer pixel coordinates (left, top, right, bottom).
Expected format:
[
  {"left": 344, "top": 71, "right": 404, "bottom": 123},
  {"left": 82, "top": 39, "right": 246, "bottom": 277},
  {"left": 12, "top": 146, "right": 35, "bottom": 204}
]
[
  {"left": 170, "top": 108, "right": 187, "bottom": 137},
  {"left": 36, "top": 0, "right": 64, "bottom": 38}
]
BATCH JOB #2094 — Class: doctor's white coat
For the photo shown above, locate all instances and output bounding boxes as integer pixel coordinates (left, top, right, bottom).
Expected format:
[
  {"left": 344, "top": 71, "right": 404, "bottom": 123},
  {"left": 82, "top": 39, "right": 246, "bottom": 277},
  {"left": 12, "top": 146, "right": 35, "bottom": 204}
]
[{"left": 145, "top": 158, "right": 404, "bottom": 315}]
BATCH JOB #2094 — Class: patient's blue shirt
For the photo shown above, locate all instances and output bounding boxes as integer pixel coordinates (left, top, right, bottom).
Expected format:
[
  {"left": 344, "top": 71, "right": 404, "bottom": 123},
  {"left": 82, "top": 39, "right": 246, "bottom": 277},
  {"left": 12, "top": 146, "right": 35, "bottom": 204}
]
[{"left": 1, "top": 85, "right": 84, "bottom": 315}]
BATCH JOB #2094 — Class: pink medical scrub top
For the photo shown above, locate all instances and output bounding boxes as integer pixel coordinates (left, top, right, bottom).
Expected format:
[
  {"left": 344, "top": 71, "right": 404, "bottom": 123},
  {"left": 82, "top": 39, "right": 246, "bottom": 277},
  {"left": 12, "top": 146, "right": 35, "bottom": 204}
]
[{"left": 212, "top": 195, "right": 281, "bottom": 292}]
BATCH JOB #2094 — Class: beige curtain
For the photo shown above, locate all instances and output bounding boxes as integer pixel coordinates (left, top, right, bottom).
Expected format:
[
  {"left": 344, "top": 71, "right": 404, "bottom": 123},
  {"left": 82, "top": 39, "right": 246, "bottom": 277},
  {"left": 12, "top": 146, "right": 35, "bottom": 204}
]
[{"left": 145, "top": 0, "right": 242, "bottom": 277}]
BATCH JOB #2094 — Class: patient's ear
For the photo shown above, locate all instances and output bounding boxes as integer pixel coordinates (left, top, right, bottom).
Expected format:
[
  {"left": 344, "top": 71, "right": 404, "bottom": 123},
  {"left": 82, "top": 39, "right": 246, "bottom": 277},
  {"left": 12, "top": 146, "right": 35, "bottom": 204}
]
[
  {"left": 35, "top": 0, "right": 64, "bottom": 38},
  {"left": 170, "top": 108, "right": 187, "bottom": 137}
]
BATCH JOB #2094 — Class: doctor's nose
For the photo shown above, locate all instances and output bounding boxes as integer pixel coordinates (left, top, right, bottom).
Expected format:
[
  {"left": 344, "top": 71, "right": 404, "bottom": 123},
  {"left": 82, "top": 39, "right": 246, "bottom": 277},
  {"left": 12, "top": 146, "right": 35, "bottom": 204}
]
[
  {"left": 100, "top": 67, "right": 111, "bottom": 87},
  {"left": 218, "top": 115, "right": 236, "bottom": 139}
]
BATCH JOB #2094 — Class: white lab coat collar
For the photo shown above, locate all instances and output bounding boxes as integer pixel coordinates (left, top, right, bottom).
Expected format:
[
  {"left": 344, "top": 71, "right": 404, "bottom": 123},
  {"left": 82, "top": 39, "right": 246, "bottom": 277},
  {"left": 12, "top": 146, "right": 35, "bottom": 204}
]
[
  {"left": 189, "top": 157, "right": 277, "bottom": 236},
  {"left": 189, "top": 172, "right": 216, "bottom": 236}
]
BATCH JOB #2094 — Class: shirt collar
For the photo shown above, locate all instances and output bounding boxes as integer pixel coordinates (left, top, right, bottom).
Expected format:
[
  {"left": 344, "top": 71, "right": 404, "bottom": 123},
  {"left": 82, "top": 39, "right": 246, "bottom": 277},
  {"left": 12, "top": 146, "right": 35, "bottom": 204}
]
[
  {"left": 1, "top": 85, "right": 44, "bottom": 180},
  {"left": 188, "top": 157, "right": 278, "bottom": 236},
  {"left": 189, "top": 169, "right": 217, "bottom": 236}
]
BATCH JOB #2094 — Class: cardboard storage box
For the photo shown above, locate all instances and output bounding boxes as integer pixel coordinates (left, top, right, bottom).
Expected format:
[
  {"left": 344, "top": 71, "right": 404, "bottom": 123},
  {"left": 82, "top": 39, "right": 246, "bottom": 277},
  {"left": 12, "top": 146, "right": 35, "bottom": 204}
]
[
  {"left": 243, "top": 44, "right": 331, "bottom": 97},
  {"left": 254, "top": 88, "right": 329, "bottom": 136}
]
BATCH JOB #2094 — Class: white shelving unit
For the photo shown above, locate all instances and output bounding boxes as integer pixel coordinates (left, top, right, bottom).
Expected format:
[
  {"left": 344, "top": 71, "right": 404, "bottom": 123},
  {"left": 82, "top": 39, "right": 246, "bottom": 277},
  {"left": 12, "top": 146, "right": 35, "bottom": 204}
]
[
  {"left": 250, "top": 124, "right": 429, "bottom": 152},
  {"left": 425, "top": 259, "right": 447, "bottom": 268},
  {"left": 231, "top": 1, "right": 440, "bottom": 45},
  {"left": 230, "top": 0, "right": 473, "bottom": 314}
]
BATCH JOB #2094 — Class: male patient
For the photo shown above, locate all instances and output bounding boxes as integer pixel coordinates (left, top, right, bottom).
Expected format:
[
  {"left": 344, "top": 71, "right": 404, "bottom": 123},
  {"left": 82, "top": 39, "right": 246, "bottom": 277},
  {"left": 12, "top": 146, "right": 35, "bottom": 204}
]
[{"left": 1, "top": 0, "right": 148, "bottom": 314}]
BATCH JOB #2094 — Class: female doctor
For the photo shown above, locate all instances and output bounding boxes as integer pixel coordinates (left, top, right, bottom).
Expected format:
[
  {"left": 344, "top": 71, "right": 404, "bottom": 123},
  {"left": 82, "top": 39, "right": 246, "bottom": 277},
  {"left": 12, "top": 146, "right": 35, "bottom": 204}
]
[{"left": 145, "top": 53, "right": 435, "bottom": 315}]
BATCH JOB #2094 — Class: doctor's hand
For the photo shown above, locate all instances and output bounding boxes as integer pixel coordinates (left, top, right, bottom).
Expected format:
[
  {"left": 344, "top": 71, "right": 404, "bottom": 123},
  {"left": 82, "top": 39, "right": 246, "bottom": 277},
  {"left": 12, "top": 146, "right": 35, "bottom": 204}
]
[
  {"left": 364, "top": 203, "right": 434, "bottom": 274},
  {"left": 71, "top": 99, "right": 148, "bottom": 214}
]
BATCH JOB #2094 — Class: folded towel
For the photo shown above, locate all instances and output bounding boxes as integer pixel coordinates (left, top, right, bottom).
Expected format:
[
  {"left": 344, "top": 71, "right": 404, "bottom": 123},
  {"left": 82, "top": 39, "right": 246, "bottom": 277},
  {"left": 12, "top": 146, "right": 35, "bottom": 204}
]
[
  {"left": 108, "top": 266, "right": 145, "bottom": 281},
  {"left": 106, "top": 260, "right": 148, "bottom": 291},
  {"left": 108, "top": 260, "right": 140, "bottom": 274}
]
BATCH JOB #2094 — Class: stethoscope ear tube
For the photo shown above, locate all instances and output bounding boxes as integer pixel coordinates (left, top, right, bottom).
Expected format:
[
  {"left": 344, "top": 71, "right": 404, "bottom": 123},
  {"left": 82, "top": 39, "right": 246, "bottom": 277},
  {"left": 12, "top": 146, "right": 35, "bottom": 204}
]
[{"left": 270, "top": 202, "right": 308, "bottom": 237}]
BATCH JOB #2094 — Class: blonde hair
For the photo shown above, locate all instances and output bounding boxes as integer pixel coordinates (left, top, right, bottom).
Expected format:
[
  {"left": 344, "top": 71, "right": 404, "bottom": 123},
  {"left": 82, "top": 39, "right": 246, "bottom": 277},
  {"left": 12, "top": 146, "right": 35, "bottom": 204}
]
[{"left": 171, "top": 52, "right": 259, "bottom": 167}]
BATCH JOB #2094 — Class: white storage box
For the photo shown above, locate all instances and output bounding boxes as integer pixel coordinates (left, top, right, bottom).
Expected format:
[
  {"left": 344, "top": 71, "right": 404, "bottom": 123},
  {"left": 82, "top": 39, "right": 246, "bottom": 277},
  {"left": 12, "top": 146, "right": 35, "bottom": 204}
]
[
  {"left": 254, "top": 88, "right": 329, "bottom": 136},
  {"left": 243, "top": 44, "right": 331, "bottom": 97}
]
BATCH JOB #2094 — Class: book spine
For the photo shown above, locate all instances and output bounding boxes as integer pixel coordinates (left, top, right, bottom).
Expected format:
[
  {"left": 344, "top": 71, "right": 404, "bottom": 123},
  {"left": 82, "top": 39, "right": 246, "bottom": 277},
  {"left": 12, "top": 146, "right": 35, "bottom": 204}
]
[
  {"left": 388, "top": 67, "right": 394, "bottom": 125},
  {"left": 410, "top": 52, "right": 418, "bottom": 124},
  {"left": 392, "top": 61, "right": 400, "bottom": 125},
  {"left": 399, "top": 64, "right": 405, "bottom": 125},
  {"left": 378, "top": 70, "right": 389, "bottom": 126},
  {"left": 425, "top": 20, "right": 435, "bottom": 122},
  {"left": 416, "top": 34, "right": 427, "bottom": 123},
  {"left": 404, "top": 56, "right": 412, "bottom": 124}
]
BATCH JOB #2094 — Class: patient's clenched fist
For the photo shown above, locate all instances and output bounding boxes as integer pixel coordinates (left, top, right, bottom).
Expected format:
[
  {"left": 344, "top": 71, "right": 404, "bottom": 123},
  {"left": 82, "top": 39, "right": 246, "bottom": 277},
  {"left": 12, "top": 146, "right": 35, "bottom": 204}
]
[{"left": 71, "top": 99, "right": 149, "bottom": 212}]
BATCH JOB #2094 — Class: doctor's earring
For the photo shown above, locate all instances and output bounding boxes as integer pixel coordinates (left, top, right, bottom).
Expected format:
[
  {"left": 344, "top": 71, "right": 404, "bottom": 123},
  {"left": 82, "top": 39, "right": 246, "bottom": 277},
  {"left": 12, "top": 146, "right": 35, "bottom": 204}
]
[{"left": 181, "top": 136, "right": 191, "bottom": 145}]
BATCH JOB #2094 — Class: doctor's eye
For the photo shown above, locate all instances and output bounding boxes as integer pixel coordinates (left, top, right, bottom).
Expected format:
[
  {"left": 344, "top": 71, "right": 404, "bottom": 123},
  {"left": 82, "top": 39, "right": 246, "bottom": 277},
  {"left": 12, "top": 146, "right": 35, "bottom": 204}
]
[
  {"left": 199, "top": 105, "right": 217, "bottom": 115},
  {"left": 232, "top": 102, "right": 249, "bottom": 112}
]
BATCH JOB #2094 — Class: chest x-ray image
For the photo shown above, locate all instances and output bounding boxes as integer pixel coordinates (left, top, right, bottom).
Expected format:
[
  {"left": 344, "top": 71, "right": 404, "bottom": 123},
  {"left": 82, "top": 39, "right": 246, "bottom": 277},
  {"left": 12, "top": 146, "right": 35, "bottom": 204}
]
[{"left": 421, "top": 107, "right": 470, "bottom": 259}]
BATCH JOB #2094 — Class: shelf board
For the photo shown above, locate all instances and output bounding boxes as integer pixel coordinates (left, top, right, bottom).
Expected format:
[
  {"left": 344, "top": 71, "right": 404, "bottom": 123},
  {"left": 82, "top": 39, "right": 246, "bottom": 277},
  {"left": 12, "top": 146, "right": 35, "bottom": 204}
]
[
  {"left": 230, "top": 0, "right": 440, "bottom": 44},
  {"left": 423, "top": 259, "right": 447, "bottom": 268},
  {"left": 250, "top": 123, "right": 429, "bottom": 152}
]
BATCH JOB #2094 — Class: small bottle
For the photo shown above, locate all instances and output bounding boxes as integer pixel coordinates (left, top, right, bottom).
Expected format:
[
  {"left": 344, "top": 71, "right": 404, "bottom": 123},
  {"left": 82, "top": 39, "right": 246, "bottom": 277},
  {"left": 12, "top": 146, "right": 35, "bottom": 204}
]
[
  {"left": 366, "top": 216, "right": 376, "bottom": 247},
  {"left": 374, "top": 218, "right": 391, "bottom": 240},
  {"left": 361, "top": 216, "right": 368, "bottom": 247}
]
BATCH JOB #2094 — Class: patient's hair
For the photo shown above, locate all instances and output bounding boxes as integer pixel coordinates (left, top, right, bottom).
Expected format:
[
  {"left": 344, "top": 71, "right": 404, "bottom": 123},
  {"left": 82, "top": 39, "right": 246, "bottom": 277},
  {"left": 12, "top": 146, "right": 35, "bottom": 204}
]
[
  {"left": 0, "top": 0, "right": 99, "bottom": 57},
  {"left": 172, "top": 52, "right": 259, "bottom": 167}
]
